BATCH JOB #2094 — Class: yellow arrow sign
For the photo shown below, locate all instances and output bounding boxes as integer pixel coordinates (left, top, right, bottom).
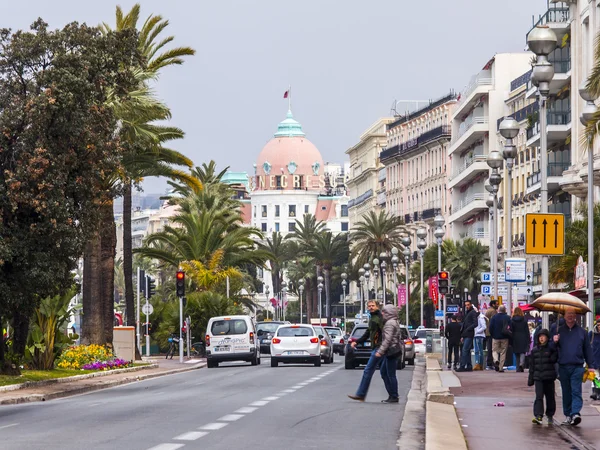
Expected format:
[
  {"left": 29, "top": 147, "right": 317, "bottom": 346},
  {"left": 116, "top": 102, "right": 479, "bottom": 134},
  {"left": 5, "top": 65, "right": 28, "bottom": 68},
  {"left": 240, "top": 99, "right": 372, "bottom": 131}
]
[{"left": 525, "top": 213, "right": 565, "bottom": 255}]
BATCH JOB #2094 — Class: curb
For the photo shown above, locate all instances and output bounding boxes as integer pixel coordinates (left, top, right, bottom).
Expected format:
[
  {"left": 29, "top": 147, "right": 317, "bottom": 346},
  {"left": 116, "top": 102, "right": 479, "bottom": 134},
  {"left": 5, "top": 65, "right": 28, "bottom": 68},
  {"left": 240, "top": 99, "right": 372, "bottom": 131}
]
[
  {"left": 397, "top": 360, "right": 426, "bottom": 450},
  {"left": 0, "top": 363, "right": 159, "bottom": 393},
  {"left": 0, "top": 362, "right": 206, "bottom": 405}
]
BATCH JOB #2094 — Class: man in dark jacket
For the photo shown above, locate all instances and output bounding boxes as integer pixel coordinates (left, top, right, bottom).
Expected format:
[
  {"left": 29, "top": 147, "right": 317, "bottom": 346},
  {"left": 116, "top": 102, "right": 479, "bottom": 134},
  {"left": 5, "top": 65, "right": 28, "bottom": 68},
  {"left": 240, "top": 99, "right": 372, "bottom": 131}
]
[
  {"left": 445, "top": 316, "right": 462, "bottom": 370},
  {"left": 489, "top": 305, "right": 511, "bottom": 372},
  {"left": 553, "top": 308, "right": 594, "bottom": 426},
  {"left": 457, "top": 300, "right": 478, "bottom": 372},
  {"left": 528, "top": 329, "right": 557, "bottom": 425},
  {"left": 348, "top": 300, "right": 384, "bottom": 401}
]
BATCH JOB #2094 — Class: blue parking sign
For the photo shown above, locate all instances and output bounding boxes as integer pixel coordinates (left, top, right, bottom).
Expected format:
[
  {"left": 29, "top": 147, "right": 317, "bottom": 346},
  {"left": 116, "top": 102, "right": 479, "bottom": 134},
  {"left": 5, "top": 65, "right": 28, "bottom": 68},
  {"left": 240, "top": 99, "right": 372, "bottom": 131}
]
[{"left": 481, "top": 285, "right": 491, "bottom": 295}]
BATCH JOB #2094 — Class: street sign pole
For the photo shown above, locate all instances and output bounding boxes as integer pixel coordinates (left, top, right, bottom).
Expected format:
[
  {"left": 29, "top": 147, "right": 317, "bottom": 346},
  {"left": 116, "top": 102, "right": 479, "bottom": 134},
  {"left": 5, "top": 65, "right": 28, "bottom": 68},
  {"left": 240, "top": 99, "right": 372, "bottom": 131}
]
[
  {"left": 136, "top": 267, "right": 141, "bottom": 355},
  {"left": 179, "top": 295, "right": 184, "bottom": 363},
  {"left": 145, "top": 300, "right": 150, "bottom": 357}
]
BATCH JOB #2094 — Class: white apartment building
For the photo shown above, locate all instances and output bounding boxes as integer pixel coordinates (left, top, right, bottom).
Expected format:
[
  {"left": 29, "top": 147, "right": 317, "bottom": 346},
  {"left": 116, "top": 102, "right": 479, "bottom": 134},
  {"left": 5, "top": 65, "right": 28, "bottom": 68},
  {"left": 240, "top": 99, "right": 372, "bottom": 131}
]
[
  {"left": 380, "top": 93, "right": 456, "bottom": 249},
  {"left": 346, "top": 118, "right": 394, "bottom": 227},
  {"left": 447, "top": 53, "right": 532, "bottom": 243}
]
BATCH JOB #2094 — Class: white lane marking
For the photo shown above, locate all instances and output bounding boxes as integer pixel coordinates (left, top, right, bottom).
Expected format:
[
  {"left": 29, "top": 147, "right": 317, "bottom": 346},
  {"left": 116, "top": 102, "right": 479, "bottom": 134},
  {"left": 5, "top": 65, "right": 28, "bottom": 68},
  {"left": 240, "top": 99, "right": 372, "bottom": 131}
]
[
  {"left": 147, "top": 444, "right": 185, "bottom": 450},
  {"left": 195, "top": 382, "right": 205, "bottom": 386},
  {"left": 282, "top": 389, "right": 296, "bottom": 393},
  {"left": 199, "top": 422, "right": 228, "bottom": 431},
  {"left": 218, "top": 414, "right": 244, "bottom": 422},
  {"left": 297, "top": 383, "right": 308, "bottom": 386},
  {"left": 292, "top": 385, "right": 304, "bottom": 389},
  {"left": 262, "top": 396, "right": 279, "bottom": 401},
  {"left": 309, "top": 377, "right": 320, "bottom": 381},
  {"left": 88, "top": 402, "right": 102, "bottom": 407},
  {"left": 155, "top": 392, "right": 164, "bottom": 395},
  {"left": 250, "top": 400, "right": 269, "bottom": 406},
  {"left": 0, "top": 423, "right": 19, "bottom": 430},
  {"left": 174, "top": 431, "right": 208, "bottom": 441},
  {"left": 235, "top": 406, "right": 258, "bottom": 414},
  {"left": 276, "top": 392, "right": 288, "bottom": 396}
]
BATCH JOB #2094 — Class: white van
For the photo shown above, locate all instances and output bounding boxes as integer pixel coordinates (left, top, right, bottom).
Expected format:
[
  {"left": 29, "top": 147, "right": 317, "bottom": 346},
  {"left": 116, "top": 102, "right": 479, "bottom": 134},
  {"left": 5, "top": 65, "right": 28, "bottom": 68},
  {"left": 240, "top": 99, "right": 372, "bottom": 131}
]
[{"left": 205, "top": 315, "right": 260, "bottom": 368}]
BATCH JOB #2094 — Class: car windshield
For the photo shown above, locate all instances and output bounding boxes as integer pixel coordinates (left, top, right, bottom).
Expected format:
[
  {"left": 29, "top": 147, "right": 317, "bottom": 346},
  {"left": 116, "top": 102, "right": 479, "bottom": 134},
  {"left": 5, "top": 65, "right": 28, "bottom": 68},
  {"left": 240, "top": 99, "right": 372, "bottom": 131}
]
[
  {"left": 400, "top": 328, "right": 409, "bottom": 339},
  {"left": 211, "top": 319, "right": 248, "bottom": 335},
  {"left": 277, "top": 327, "right": 314, "bottom": 337},
  {"left": 351, "top": 327, "right": 367, "bottom": 340},
  {"left": 325, "top": 328, "right": 341, "bottom": 336},
  {"left": 313, "top": 326, "right": 325, "bottom": 335},
  {"left": 256, "top": 323, "right": 281, "bottom": 334}
]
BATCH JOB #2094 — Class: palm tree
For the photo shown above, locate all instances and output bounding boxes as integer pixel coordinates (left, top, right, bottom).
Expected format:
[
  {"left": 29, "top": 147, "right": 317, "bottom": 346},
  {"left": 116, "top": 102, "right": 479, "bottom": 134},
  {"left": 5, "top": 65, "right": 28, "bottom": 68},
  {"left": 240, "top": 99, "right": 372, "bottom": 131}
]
[
  {"left": 287, "top": 256, "right": 317, "bottom": 321},
  {"left": 289, "top": 214, "right": 327, "bottom": 253},
  {"left": 445, "top": 238, "right": 489, "bottom": 306},
  {"left": 350, "top": 211, "right": 406, "bottom": 268},
  {"left": 551, "top": 204, "right": 600, "bottom": 286},
  {"left": 258, "top": 232, "right": 293, "bottom": 316},
  {"left": 307, "top": 232, "right": 349, "bottom": 325}
]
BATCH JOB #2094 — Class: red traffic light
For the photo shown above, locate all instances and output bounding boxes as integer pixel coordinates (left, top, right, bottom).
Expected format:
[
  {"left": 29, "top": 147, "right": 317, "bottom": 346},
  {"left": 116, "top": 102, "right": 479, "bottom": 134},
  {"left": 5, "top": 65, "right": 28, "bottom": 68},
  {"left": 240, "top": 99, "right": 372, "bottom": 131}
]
[
  {"left": 438, "top": 271, "right": 449, "bottom": 279},
  {"left": 176, "top": 271, "right": 185, "bottom": 280}
]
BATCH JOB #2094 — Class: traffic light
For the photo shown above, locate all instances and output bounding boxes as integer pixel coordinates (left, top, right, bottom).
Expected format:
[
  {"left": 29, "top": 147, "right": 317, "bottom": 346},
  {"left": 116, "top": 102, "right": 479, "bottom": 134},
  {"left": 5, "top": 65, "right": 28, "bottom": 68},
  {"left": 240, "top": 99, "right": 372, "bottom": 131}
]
[
  {"left": 437, "top": 271, "right": 449, "bottom": 295},
  {"left": 146, "top": 276, "right": 156, "bottom": 299},
  {"left": 139, "top": 269, "right": 146, "bottom": 296},
  {"left": 176, "top": 271, "right": 185, "bottom": 297}
]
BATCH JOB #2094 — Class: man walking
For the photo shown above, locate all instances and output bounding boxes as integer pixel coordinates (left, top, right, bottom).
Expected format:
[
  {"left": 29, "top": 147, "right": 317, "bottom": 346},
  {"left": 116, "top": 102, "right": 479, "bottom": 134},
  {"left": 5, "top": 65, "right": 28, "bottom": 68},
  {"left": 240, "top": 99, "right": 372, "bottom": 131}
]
[
  {"left": 553, "top": 307, "right": 594, "bottom": 426},
  {"left": 485, "top": 300, "right": 498, "bottom": 369},
  {"left": 445, "top": 315, "right": 462, "bottom": 370},
  {"left": 348, "top": 300, "right": 384, "bottom": 401},
  {"left": 490, "top": 305, "right": 511, "bottom": 372},
  {"left": 456, "top": 300, "right": 477, "bottom": 372}
]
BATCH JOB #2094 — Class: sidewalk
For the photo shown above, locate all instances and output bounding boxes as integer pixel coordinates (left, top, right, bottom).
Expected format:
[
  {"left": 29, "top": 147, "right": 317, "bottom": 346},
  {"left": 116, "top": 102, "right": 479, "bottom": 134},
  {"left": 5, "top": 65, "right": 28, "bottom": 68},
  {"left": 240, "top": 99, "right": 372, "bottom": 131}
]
[
  {"left": 449, "top": 369, "right": 600, "bottom": 449},
  {"left": 0, "top": 356, "right": 206, "bottom": 405}
]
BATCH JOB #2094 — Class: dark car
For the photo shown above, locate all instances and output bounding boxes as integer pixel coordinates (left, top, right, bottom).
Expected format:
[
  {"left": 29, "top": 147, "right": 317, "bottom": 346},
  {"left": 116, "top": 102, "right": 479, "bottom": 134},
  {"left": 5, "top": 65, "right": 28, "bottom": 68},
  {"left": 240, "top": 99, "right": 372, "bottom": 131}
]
[
  {"left": 256, "top": 321, "right": 288, "bottom": 354},
  {"left": 344, "top": 324, "right": 405, "bottom": 370}
]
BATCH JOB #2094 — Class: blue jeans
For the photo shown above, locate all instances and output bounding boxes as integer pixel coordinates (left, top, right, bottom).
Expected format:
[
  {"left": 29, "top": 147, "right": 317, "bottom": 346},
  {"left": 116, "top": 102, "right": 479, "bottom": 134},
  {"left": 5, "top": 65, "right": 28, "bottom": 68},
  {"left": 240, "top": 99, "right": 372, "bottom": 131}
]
[
  {"left": 460, "top": 338, "right": 473, "bottom": 369},
  {"left": 558, "top": 365, "right": 585, "bottom": 416},
  {"left": 474, "top": 337, "right": 484, "bottom": 367},
  {"left": 356, "top": 349, "right": 379, "bottom": 398},
  {"left": 380, "top": 355, "right": 399, "bottom": 399}
]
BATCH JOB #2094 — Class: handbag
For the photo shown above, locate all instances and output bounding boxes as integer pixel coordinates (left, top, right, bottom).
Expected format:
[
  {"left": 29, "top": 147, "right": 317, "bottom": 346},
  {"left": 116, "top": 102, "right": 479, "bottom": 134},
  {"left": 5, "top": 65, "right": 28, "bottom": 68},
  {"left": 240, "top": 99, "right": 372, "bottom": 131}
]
[
  {"left": 386, "top": 325, "right": 402, "bottom": 358},
  {"left": 502, "top": 320, "right": 512, "bottom": 338}
]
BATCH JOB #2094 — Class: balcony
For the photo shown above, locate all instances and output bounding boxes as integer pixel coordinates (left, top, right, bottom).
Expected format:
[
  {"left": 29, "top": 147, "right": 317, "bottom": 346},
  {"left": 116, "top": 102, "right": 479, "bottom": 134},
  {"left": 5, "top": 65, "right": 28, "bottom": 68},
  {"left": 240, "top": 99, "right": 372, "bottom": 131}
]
[
  {"left": 448, "top": 193, "right": 487, "bottom": 223},
  {"left": 422, "top": 207, "right": 436, "bottom": 220},
  {"left": 454, "top": 71, "right": 493, "bottom": 120},
  {"left": 510, "top": 70, "right": 532, "bottom": 92},
  {"left": 526, "top": 111, "right": 571, "bottom": 148},
  {"left": 449, "top": 147, "right": 487, "bottom": 189},
  {"left": 527, "top": 5, "right": 570, "bottom": 40},
  {"left": 449, "top": 117, "right": 488, "bottom": 156},
  {"left": 380, "top": 125, "right": 451, "bottom": 163},
  {"left": 526, "top": 56, "right": 571, "bottom": 99},
  {"left": 348, "top": 189, "right": 373, "bottom": 209},
  {"left": 377, "top": 191, "right": 386, "bottom": 206},
  {"left": 378, "top": 168, "right": 386, "bottom": 182},
  {"left": 464, "top": 225, "right": 489, "bottom": 240},
  {"left": 526, "top": 162, "right": 570, "bottom": 195}
]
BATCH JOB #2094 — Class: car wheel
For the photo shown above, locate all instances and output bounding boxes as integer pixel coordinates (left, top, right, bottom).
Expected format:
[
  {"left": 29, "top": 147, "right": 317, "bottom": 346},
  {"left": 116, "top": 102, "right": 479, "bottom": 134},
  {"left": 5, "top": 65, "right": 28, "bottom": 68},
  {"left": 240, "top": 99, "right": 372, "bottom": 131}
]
[
  {"left": 271, "top": 358, "right": 278, "bottom": 368},
  {"left": 207, "top": 360, "right": 218, "bottom": 369},
  {"left": 314, "top": 358, "right": 321, "bottom": 367},
  {"left": 257, "top": 355, "right": 261, "bottom": 365},
  {"left": 330, "top": 352, "right": 335, "bottom": 364},
  {"left": 251, "top": 354, "right": 258, "bottom": 366},
  {"left": 408, "top": 358, "right": 415, "bottom": 366}
]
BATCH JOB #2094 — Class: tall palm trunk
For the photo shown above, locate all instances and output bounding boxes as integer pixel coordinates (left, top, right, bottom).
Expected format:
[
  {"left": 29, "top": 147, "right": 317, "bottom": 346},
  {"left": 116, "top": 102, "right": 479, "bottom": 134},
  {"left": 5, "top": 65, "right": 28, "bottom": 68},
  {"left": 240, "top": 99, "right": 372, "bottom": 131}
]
[
  {"left": 305, "top": 278, "right": 313, "bottom": 322},
  {"left": 100, "top": 200, "right": 116, "bottom": 346},
  {"left": 123, "top": 182, "right": 134, "bottom": 326},
  {"left": 324, "top": 266, "right": 332, "bottom": 326},
  {"left": 81, "top": 236, "right": 103, "bottom": 344}
]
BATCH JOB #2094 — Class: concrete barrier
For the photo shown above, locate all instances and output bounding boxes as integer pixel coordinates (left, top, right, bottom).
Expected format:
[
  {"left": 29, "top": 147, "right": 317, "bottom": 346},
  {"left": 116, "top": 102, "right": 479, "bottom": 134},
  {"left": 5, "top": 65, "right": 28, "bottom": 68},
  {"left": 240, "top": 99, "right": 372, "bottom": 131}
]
[{"left": 425, "top": 402, "right": 467, "bottom": 450}]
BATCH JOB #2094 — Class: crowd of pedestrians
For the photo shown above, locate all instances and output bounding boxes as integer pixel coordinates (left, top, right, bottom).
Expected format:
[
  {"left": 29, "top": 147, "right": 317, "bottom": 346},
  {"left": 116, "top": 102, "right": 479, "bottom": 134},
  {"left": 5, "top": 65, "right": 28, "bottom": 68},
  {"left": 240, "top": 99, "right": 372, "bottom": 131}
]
[{"left": 445, "top": 302, "right": 600, "bottom": 428}]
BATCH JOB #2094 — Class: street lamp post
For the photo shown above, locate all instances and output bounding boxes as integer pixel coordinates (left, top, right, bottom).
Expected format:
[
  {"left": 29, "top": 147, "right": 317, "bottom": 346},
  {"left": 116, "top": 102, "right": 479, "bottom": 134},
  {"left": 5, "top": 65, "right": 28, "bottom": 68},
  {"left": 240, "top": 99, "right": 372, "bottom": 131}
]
[
  {"left": 358, "top": 267, "right": 365, "bottom": 320},
  {"left": 265, "top": 285, "right": 270, "bottom": 320},
  {"left": 485, "top": 182, "right": 497, "bottom": 304},
  {"left": 402, "top": 236, "right": 412, "bottom": 327},
  {"left": 417, "top": 228, "right": 427, "bottom": 327},
  {"left": 317, "top": 276, "right": 324, "bottom": 325},
  {"left": 380, "top": 252, "right": 388, "bottom": 305},
  {"left": 281, "top": 281, "right": 287, "bottom": 322},
  {"left": 298, "top": 279, "right": 305, "bottom": 324},
  {"left": 341, "top": 273, "right": 348, "bottom": 332},
  {"left": 580, "top": 83, "right": 597, "bottom": 328},
  {"left": 487, "top": 150, "right": 504, "bottom": 303},
  {"left": 528, "top": 25, "right": 557, "bottom": 330},
  {"left": 372, "top": 258, "right": 380, "bottom": 303},
  {"left": 499, "top": 116, "right": 520, "bottom": 312},
  {"left": 391, "top": 248, "right": 400, "bottom": 307}
]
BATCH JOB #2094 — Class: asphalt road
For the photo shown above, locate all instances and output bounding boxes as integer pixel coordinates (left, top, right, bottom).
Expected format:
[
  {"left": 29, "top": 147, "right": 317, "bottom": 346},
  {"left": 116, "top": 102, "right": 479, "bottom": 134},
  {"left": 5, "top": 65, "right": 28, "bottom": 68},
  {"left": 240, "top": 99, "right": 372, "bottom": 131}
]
[{"left": 0, "top": 356, "right": 415, "bottom": 450}]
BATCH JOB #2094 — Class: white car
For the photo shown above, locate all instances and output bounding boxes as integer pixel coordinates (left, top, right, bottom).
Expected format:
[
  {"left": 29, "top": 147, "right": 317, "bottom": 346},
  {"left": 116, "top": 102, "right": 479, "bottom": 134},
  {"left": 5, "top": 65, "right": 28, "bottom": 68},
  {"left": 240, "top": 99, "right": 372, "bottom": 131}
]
[
  {"left": 270, "top": 324, "right": 322, "bottom": 367},
  {"left": 324, "top": 326, "right": 345, "bottom": 355},
  {"left": 205, "top": 315, "right": 260, "bottom": 368},
  {"left": 413, "top": 328, "right": 439, "bottom": 356}
]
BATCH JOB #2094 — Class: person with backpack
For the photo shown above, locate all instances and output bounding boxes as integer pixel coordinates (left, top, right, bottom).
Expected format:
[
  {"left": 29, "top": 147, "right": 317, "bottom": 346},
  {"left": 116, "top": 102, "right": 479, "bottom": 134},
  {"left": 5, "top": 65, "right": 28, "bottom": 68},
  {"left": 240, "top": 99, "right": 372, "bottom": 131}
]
[
  {"left": 490, "top": 305, "right": 511, "bottom": 372},
  {"left": 528, "top": 329, "right": 557, "bottom": 425}
]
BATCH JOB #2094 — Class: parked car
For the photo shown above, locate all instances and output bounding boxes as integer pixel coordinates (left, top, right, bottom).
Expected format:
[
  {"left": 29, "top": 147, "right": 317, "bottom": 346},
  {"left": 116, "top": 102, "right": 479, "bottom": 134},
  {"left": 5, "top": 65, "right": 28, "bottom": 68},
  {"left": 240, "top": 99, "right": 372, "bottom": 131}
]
[
  {"left": 344, "top": 324, "right": 405, "bottom": 370},
  {"left": 205, "top": 315, "right": 260, "bottom": 368},
  {"left": 324, "top": 326, "right": 345, "bottom": 355},
  {"left": 313, "top": 325, "right": 334, "bottom": 364},
  {"left": 270, "top": 324, "right": 322, "bottom": 367},
  {"left": 401, "top": 325, "right": 415, "bottom": 365},
  {"left": 256, "top": 321, "right": 287, "bottom": 354}
]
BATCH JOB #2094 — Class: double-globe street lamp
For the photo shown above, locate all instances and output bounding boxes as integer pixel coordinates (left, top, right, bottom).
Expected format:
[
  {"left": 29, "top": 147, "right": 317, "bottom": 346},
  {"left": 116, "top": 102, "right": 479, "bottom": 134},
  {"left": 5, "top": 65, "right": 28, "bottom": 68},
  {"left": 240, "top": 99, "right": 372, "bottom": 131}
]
[
  {"left": 417, "top": 228, "right": 427, "bottom": 327},
  {"left": 580, "top": 84, "right": 597, "bottom": 327},
  {"left": 528, "top": 25, "right": 557, "bottom": 329},
  {"left": 380, "top": 252, "right": 388, "bottom": 305},
  {"left": 391, "top": 247, "right": 400, "bottom": 307},
  {"left": 341, "top": 272, "right": 348, "bottom": 332},
  {"left": 372, "top": 257, "right": 380, "bottom": 302},
  {"left": 358, "top": 267, "right": 366, "bottom": 321},
  {"left": 264, "top": 284, "right": 270, "bottom": 320},
  {"left": 499, "top": 116, "right": 520, "bottom": 312},
  {"left": 280, "top": 281, "right": 287, "bottom": 322},
  {"left": 401, "top": 236, "right": 412, "bottom": 327},
  {"left": 317, "top": 276, "right": 324, "bottom": 325},
  {"left": 298, "top": 278, "right": 305, "bottom": 324},
  {"left": 487, "top": 150, "right": 504, "bottom": 302}
]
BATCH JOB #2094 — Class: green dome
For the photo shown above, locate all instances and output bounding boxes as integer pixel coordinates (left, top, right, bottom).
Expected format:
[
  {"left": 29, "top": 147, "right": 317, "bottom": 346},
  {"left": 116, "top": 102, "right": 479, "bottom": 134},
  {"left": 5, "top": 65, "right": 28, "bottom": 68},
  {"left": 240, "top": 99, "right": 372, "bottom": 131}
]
[{"left": 274, "top": 110, "right": 306, "bottom": 137}]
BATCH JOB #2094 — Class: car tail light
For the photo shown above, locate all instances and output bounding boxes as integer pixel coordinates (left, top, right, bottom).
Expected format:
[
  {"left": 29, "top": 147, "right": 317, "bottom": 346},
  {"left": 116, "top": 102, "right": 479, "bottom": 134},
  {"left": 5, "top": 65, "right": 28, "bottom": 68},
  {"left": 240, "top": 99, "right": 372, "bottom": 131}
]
[
  {"left": 413, "top": 339, "right": 423, "bottom": 344},
  {"left": 205, "top": 335, "right": 210, "bottom": 347},
  {"left": 404, "top": 339, "right": 413, "bottom": 345},
  {"left": 310, "top": 337, "right": 319, "bottom": 343},
  {"left": 340, "top": 339, "right": 344, "bottom": 344},
  {"left": 249, "top": 332, "right": 255, "bottom": 344},
  {"left": 272, "top": 338, "right": 281, "bottom": 344},
  {"left": 320, "top": 340, "right": 327, "bottom": 346}
]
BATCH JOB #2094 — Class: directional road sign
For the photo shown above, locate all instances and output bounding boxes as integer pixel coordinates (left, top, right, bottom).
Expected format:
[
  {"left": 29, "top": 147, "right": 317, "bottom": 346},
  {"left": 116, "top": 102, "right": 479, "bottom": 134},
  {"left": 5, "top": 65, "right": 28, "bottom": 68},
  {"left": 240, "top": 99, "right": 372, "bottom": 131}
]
[
  {"left": 516, "top": 286, "right": 534, "bottom": 296},
  {"left": 525, "top": 213, "right": 565, "bottom": 255}
]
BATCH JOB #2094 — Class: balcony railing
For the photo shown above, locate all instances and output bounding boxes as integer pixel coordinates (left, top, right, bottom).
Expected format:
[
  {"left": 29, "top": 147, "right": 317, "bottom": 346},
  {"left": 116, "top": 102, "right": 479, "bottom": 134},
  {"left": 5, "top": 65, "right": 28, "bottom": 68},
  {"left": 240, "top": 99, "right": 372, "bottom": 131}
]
[
  {"left": 381, "top": 125, "right": 451, "bottom": 161},
  {"left": 510, "top": 70, "right": 532, "bottom": 92},
  {"left": 452, "top": 146, "right": 485, "bottom": 178},
  {"left": 526, "top": 162, "right": 571, "bottom": 187},
  {"left": 457, "top": 71, "right": 493, "bottom": 107},
  {"left": 552, "top": 59, "right": 571, "bottom": 74},
  {"left": 465, "top": 228, "right": 489, "bottom": 240},
  {"left": 497, "top": 102, "right": 539, "bottom": 130},
  {"left": 452, "top": 117, "right": 488, "bottom": 144},
  {"left": 529, "top": 6, "right": 570, "bottom": 32},
  {"left": 377, "top": 192, "right": 386, "bottom": 205},
  {"left": 526, "top": 111, "right": 571, "bottom": 140},
  {"left": 348, "top": 189, "right": 373, "bottom": 208},
  {"left": 454, "top": 193, "right": 485, "bottom": 214}
]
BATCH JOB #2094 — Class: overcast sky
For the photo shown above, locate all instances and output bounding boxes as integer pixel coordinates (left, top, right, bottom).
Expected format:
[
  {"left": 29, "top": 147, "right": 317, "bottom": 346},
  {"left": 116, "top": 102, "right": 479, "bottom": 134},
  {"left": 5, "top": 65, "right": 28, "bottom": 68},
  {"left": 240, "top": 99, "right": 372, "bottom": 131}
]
[{"left": 3, "top": 0, "right": 546, "bottom": 193}]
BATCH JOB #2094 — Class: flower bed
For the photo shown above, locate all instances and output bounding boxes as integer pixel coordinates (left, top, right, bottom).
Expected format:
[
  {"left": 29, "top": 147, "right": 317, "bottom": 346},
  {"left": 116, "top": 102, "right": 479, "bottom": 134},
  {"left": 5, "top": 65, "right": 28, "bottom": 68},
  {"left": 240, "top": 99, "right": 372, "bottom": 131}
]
[
  {"left": 82, "top": 358, "right": 132, "bottom": 371},
  {"left": 56, "top": 344, "right": 131, "bottom": 370}
]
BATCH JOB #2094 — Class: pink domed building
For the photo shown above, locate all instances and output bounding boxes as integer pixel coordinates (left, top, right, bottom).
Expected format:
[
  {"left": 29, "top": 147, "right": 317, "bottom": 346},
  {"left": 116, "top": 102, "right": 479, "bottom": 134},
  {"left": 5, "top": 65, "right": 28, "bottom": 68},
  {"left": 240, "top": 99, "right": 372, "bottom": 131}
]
[{"left": 248, "top": 110, "right": 349, "bottom": 236}]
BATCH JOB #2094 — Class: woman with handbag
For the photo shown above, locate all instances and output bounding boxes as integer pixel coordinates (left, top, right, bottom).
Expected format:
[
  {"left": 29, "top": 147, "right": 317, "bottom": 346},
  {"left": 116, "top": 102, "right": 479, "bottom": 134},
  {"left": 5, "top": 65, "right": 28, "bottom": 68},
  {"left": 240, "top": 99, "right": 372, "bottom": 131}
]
[{"left": 376, "top": 304, "right": 402, "bottom": 403}]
